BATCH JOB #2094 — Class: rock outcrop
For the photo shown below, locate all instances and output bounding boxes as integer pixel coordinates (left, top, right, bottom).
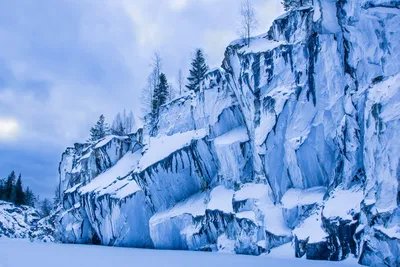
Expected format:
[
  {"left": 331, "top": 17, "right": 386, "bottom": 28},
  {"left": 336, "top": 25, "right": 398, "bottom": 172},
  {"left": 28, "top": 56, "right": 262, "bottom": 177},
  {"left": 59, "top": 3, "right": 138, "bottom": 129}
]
[
  {"left": 55, "top": 1, "right": 400, "bottom": 265},
  {"left": 0, "top": 200, "right": 54, "bottom": 242}
]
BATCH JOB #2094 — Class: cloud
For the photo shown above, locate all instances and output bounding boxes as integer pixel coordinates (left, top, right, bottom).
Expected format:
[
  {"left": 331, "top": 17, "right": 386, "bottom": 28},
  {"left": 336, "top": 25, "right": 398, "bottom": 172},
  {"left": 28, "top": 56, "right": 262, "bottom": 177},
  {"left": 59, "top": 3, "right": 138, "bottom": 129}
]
[
  {"left": 169, "top": 0, "right": 188, "bottom": 11},
  {"left": 0, "top": 0, "right": 284, "bottom": 198},
  {"left": 0, "top": 117, "right": 20, "bottom": 141}
]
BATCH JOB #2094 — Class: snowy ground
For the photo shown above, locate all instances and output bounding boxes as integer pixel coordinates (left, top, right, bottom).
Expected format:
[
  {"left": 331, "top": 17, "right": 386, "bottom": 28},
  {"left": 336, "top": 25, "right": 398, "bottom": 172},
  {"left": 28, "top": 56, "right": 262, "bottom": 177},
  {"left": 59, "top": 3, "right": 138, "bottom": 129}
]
[{"left": 0, "top": 238, "right": 359, "bottom": 267}]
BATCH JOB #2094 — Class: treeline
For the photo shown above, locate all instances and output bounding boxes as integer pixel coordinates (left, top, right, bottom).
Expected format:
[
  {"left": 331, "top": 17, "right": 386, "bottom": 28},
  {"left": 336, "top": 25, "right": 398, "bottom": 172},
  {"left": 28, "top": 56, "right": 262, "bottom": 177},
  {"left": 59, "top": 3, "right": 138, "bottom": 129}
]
[
  {"left": 0, "top": 171, "right": 36, "bottom": 206},
  {"left": 140, "top": 49, "right": 209, "bottom": 135},
  {"left": 0, "top": 171, "right": 53, "bottom": 217},
  {"left": 86, "top": 0, "right": 301, "bottom": 142},
  {"left": 87, "top": 47, "right": 209, "bottom": 142},
  {"left": 87, "top": 109, "right": 136, "bottom": 142}
]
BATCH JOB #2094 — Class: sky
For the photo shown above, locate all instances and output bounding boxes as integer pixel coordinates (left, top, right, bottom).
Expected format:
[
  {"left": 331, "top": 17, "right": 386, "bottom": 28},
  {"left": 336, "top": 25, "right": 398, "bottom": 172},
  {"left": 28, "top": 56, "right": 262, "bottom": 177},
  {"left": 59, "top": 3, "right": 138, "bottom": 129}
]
[{"left": 0, "top": 0, "right": 283, "bottom": 199}]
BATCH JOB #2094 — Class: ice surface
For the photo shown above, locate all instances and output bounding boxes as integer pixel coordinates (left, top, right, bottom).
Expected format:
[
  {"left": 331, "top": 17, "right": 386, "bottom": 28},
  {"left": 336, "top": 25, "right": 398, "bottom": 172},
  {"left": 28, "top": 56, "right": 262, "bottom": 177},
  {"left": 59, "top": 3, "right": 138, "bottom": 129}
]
[{"left": 0, "top": 238, "right": 360, "bottom": 267}]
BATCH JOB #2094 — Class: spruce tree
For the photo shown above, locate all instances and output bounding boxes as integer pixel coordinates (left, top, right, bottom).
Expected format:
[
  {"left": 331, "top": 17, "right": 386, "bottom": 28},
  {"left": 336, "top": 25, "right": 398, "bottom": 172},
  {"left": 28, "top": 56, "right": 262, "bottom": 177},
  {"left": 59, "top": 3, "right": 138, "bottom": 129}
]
[
  {"left": 5, "top": 171, "right": 16, "bottom": 202},
  {"left": 40, "top": 198, "right": 52, "bottom": 217},
  {"left": 152, "top": 73, "right": 170, "bottom": 118},
  {"left": 0, "top": 178, "right": 5, "bottom": 200},
  {"left": 88, "top": 114, "right": 110, "bottom": 141},
  {"left": 186, "top": 49, "right": 208, "bottom": 93},
  {"left": 15, "top": 174, "right": 25, "bottom": 205},
  {"left": 157, "top": 73, "right": 169, "bottom": 107},
  {"left": 24, "top": 187, "right": 36, "bottom": 207}
]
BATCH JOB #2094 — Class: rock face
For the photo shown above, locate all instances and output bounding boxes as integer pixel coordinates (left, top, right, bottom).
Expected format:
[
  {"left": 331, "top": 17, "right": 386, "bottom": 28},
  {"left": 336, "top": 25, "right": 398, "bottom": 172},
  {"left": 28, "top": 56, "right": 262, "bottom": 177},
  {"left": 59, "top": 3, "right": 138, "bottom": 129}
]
[
  {"left": 0, "top": 200, "right": 54, "bottom": 242},
  {"left": 55, "top": 0, "right": 400, "bottom": 265}
]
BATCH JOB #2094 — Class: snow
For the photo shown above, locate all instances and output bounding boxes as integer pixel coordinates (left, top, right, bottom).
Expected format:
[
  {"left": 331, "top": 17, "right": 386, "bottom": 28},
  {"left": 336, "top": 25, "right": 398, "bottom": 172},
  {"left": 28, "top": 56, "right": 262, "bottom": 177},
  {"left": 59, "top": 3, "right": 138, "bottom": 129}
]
[
  {"left": 138, "top": 129, "right": 207, "bottom": 171},
  {"left": 264, "top": 242, "right": 360, "bottom": 266},
  {"left": 0, "top": 201, "right": 40, "bottom": 239},
  {"left": 240, "top": 38, "right": 285, "bottom": 54},
  {"left": 313, "top": 0, "right": 321, "bottom": 22},
  {"left": 236, "top": 211, "right": 257, "bottom": 222},
  {"left": 293, "top": 211, "right": 328, "bottom": 243},
  {"left": 256, "top": 86, "right": 295, "bottom": 146},
  {"left": 368, "top": 74, "right": 400, "bottom": 123},
  {"left": 79, "top": 150, "right": 142, "bottom": 195},
  {"left": 262, "top": 204, "right": 292, "bottom": 237},
  {"left": 79, "top": 150, "right": 92, "bottom": 160},
  {"left": 217, "top": 234, "right": 236, "bottom": 253},
  {"left": 150, "top": 191, "right": 208, "bottom": 225},
  {"left": 374, "top": 225, "right": 400, "bottom": 239},
  {"left": 52, "top": 0, "right": 400, "bottom": 262},
  {"left": 213, "top": 126, "right": 249, "bottom": 146},
  {"left": 323, "top": 187, "right": 364, "bottom": 220},
  {"left": 113, "top": 180, "right": 141, "bottom": 199},
  {"left": 234, "top": 183, "right": 269, "bottom": 201},
  {"left": 319, "top": 0, "right": 341, "bottom": 33},
  {"left": 0, "top": 238, "right": 360, "bottom": 267},
  {"left": 264, "top": 242, "right": 295, "bottom": 258},
  {"left": 207, "top": 185, "right": 234, "bottom": 213},
  {"left": 281, "top": 186, "right": 326, "bottom": 209},
  {"left": 64, "top": 183, "right": 82, "bottom": 194},
  {"left": 94, "top": 135, "right": 128, "bottom": 149}
]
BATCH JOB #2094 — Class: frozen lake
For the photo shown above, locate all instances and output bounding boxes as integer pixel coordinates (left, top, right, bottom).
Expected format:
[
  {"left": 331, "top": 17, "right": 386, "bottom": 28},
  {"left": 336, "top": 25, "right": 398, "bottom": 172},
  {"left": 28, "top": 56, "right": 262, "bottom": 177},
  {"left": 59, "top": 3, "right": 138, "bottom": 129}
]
[{"left": 0, "top": 238, "right": 360, "bottom": 267}]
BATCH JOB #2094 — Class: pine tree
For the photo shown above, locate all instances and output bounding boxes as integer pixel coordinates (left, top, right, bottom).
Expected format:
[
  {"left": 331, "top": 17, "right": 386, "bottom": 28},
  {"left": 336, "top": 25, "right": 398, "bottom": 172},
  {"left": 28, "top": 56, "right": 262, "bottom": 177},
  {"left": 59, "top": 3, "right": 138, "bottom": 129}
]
[
  {"left": 24, "top": 187, "right": 36, "bottom": 207},
  {"left": 53, "top": 185, "right": 61, "bottom": 206},
  {"left": 15, "top": 174, "right": 25, "bottom": 205},
  {"left": 186, "top": 49, "right": 208, "bottom": 93},
  {"left": 88, "top": 114, "right": 110, "bottom": 141},
  {"left": 0, "top": 178, "right": 5, "bottom": 200},
  {"left": 5, "top": 171, "right": 16, "bottom": 202},
  {"left": 152, "top": 73, "right": 169, "bottom": 119},
  {"left": 40, "top": 198, "right": 52, "bottom": 217},
  {"left": 157, "top": 73, "right": 169, "bottom": 107}
]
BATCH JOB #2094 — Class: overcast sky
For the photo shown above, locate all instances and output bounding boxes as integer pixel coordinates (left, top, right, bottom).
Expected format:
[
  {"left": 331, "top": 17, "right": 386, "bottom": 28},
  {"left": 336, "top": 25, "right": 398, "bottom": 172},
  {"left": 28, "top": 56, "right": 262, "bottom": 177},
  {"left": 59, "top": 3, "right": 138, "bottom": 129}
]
[{"left": 0, "top": 0, "right": 283, "bottom": 199}]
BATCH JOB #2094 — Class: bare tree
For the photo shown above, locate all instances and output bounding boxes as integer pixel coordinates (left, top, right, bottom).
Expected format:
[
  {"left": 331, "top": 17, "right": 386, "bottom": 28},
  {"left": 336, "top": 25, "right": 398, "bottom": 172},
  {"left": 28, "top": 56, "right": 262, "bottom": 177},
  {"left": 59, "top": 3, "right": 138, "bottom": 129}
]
[
  {"left": 168, "top": 83, "right": 178, "bottom": 101},
  {"left": 111, "top": 112, "right": 124, "bottom": 135},
  {"left": 152, "top": 52, "right": 163, "bottom": 81},
  {"left": 140, "top": 74, "right": 155, "bottom": 117},
  {"left": 177, "top": 69, "right": 184, "bottom": 95},
  {"left": 123, "top": 109, "right": 135, "bottom": 133},
  {"left": 140, "top": 52, "right": 163, "bottom": 119},
  {"left": 237, "top": 0, "right": 258, "bottom": 47}
]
